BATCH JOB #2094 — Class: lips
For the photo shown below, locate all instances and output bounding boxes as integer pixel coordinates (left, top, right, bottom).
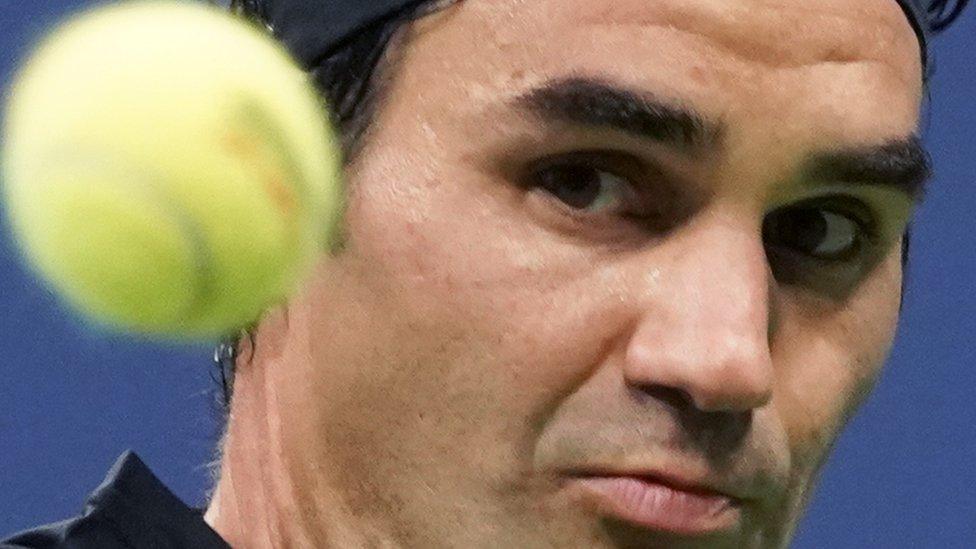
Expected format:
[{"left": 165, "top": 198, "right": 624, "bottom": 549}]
[{"left": 568, "top": 472, "right": 744, "bottom": 536}]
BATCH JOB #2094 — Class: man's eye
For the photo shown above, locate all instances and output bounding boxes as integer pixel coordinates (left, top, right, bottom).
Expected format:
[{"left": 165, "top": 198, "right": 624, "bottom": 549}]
[
  {"left": 763, "top": 204, "right": 870, "bottom": 261},
  {"left": 533, "top": 163, "right": 634, "bottom": 214}
]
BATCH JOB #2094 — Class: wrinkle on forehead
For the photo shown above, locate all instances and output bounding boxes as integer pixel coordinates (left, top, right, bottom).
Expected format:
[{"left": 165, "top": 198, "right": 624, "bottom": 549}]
[{"left": 471, "top": 0, "right": 921, "bottom": 86}]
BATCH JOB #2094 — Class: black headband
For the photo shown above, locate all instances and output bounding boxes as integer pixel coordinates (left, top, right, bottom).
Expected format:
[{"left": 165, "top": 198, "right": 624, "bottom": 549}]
[
  {"left": 257, "top": 0, "right": 427, "bottom": 68},
  {"left": 258, "top": 0, "right": 966, "bottom": 77}
]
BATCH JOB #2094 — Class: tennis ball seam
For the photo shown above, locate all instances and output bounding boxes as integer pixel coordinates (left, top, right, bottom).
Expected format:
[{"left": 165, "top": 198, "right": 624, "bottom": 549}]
[{"left": 33, "top": 145, "right": 216, "bottom": 325}]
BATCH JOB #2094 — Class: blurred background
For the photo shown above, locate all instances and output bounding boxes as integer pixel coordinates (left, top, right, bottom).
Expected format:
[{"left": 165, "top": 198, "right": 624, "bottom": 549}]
[{"left": 1, "top": 1, "right": 973, "bottom": 547}]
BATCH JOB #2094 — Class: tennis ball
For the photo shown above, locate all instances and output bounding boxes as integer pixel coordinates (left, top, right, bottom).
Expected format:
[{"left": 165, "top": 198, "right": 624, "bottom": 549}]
[{"left": 1, "top": 1, "right": 343, "bottom": 341}]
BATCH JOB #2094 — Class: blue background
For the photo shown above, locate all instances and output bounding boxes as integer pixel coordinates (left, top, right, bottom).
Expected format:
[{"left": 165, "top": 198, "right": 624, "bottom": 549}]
[{"left": 1, "top": 2, "right": 973, "bottom": 547}]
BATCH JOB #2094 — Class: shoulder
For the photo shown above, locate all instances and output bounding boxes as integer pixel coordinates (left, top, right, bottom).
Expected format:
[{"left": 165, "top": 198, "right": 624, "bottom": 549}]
[{"left": 1, "top": 452, "right": 229, "bottom": 549}]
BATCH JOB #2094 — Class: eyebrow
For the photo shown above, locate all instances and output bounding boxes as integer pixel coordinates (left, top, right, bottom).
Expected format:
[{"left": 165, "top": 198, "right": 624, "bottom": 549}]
[
  {"left": 513, "top": 77, "right": 724, "bottom": 153},
  {"left": 802, "top": 137, "right": 932, "bottom": 200}
]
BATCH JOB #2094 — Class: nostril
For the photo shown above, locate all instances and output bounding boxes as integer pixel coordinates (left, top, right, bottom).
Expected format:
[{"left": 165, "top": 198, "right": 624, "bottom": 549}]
[
  {"left": 630, "top": 384, "right": 695, "bottom": 411},
  {"left": 627, "top": 351, "right": 772, "bottom": 414},
  {"left": 629, "top": 382, "right": 754, "bottom": 456}
]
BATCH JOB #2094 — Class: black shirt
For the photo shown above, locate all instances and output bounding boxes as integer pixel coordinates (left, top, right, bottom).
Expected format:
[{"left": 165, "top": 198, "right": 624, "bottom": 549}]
[{"left": 1, "top": 451, "right": 230, "bottom": 548}]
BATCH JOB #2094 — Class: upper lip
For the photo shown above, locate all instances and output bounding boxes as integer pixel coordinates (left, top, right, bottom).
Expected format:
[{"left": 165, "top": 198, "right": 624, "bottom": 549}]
[{"left": 562, "top": 465, "right": 753, "bottom": 503}]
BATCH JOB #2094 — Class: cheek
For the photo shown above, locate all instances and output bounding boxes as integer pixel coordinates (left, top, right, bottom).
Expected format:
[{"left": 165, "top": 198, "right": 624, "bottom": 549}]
[
  {"left": 332, "top": 157, "right": 638, "bottom": 457},
  {"left": 773, "top": 249, "right": 903, "bottom": 472}
]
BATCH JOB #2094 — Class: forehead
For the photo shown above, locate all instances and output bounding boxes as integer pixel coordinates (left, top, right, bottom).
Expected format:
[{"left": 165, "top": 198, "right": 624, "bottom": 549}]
[
  {"left": 411, "top": 0, "right": 922, "bottom": 91},
  {"left": 445, "top": 0, "right": 921, "bottom": 75},
  {"left": 475, "top": 1, "right": 915, "bottom": 61},
  {"left": 402, "top": 0, "right": 923, "bottom": 156}
]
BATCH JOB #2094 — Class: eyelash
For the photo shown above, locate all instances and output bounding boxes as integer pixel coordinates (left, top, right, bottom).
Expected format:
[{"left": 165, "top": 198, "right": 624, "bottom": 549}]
[{"left": 525, "top": 151, "right": 664, "bottom": 212}]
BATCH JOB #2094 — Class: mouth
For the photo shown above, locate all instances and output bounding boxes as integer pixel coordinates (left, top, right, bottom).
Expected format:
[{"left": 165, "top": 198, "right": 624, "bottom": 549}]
[{"left": 565, "top": 471, "right": 744, "bottom": 537}]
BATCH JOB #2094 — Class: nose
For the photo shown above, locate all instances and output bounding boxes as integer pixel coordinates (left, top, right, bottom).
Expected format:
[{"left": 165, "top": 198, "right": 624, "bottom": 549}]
[{"left": 623, "top": 216, "right": 775, "bottom": 413}]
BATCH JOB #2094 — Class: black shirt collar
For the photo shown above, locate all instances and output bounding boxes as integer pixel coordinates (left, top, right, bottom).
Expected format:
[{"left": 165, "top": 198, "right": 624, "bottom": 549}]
[
  {"left": 1, "top": 451, "right": 230, "bottom": 549},
  {"left": 83, "top": 451, "right": 230, "bottom": 548}
]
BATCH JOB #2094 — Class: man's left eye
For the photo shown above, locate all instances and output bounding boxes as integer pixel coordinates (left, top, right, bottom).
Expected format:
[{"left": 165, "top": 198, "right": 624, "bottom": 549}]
[
  {"left": 763, "top": 203, "right": 872, "bottom": 261},
  {"left": 533, "top": 163, "right": 635, "bottom": 214}
]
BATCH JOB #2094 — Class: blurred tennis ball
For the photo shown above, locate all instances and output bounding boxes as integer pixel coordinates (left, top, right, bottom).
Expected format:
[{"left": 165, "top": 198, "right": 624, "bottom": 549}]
[{"left": 1, "top": 1, "right": 342, "bottom": 341}]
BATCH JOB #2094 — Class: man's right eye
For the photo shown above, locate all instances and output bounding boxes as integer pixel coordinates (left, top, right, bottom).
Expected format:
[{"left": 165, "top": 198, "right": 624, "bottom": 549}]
[
  {"left": 533, "top": 162, "right": 637, "bottom": 215},
  {"left": 518, "top": 152, "right": 688, "bottom": 243}
]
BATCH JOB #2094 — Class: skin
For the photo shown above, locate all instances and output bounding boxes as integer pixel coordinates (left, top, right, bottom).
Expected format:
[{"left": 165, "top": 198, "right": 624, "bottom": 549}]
[{"left": 204, "top": 0, "right": 924, "bottom": 547}]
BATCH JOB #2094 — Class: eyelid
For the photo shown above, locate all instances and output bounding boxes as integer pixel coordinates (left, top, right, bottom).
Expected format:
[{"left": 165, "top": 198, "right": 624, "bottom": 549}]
[
  {"left": 525, "top": 150, "right": 648, "bottom": 186},
  {"left": 529, "top": 162, "right": 639, "bottom": 221},
  {"left": 547, "top": 158, "right": 685, "bottom": 231},
  {"left": 765, "top": 198, "right": 878, "bottom": 265},
  {"left": 794, "top": 195, "right": 880, "bottom": 243}
]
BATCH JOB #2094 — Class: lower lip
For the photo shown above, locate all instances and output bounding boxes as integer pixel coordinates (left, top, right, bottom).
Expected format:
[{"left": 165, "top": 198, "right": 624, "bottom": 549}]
[{"left": 572, "top": 476, "right": 741, "bottom": 536}]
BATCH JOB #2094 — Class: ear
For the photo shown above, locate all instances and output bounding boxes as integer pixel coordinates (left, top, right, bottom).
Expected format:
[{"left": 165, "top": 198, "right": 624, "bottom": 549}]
[{"left": 238, "top": 301, "right": 291, "bottom": 374}]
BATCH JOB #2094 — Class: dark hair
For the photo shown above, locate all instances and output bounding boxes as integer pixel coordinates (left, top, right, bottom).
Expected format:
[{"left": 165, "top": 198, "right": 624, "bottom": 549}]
[{"left": 212, "top": 0, "right": 970, "bottom": 419}]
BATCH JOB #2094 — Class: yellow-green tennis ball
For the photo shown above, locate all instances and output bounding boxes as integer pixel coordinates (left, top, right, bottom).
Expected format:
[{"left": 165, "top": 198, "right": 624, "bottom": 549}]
[{"left": 1, "top": 1, "right": 342, "bottom": 341}]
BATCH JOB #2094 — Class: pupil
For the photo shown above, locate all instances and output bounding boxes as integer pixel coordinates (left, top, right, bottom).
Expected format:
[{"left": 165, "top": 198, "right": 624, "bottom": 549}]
[
  {"left": 766, "top": 209, "right": 828, "bottom": 253},
  {"left": 539, "top": 165, "right": 602, "bottom": 209}
]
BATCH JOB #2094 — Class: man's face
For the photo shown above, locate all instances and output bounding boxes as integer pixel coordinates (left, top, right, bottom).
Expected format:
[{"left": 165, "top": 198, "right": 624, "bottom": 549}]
[{"left": 259, "top": 0, "right": 924, "bottom": 546}]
